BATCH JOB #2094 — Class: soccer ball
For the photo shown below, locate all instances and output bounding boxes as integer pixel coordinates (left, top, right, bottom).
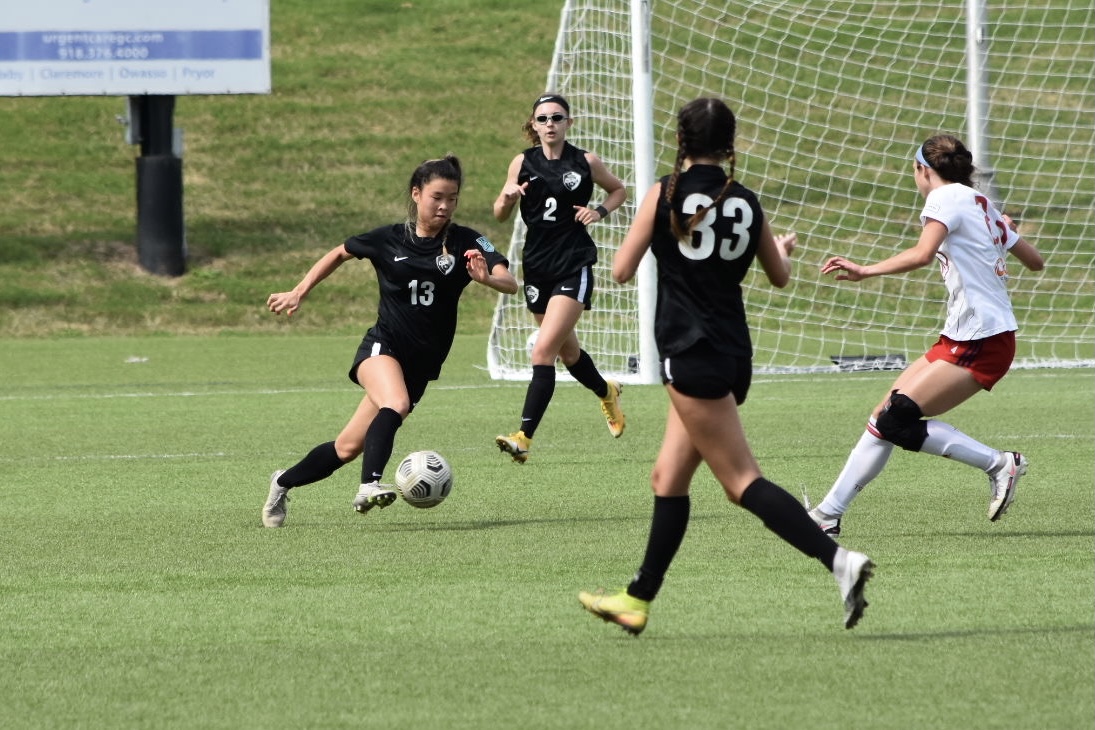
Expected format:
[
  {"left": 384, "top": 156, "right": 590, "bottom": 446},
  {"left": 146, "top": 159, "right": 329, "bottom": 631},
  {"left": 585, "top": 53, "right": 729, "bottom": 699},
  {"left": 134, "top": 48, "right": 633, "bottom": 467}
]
[{"left": 394, "top": 450, "right": 454, "bottom": 508}]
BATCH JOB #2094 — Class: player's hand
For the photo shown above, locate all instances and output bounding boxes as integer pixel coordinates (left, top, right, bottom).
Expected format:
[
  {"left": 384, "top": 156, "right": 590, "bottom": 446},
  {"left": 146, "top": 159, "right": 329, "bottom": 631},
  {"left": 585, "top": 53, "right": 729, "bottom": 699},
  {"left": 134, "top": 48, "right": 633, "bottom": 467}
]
[
  {"left": 267, "top": 291, "right": 302, "bottom": 316},
  {"left": 820, "top": 256, "right": 868, "bottom": 282},
  {"left": 500, "top": 182, "right": 528, "bottom": 205},
  {"left": 775, "top": 232, "right": 797, "bottom": 257},
  {"left": 1001, "top": 213, "right": 1020, "bottom": 234},
  {"left": 573, "top": 205, "right": 601, "bottom": 225},
  {"left": 464, "top": 249, "right": 488, "bottom": 282}
]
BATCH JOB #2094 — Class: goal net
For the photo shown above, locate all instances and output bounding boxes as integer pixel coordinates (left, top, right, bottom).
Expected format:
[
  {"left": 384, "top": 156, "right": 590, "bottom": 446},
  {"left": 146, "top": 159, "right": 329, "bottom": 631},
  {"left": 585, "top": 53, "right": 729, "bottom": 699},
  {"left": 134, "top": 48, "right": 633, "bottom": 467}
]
[{"left": 487, "top": 0, "right": 1095, "bottom": 381}]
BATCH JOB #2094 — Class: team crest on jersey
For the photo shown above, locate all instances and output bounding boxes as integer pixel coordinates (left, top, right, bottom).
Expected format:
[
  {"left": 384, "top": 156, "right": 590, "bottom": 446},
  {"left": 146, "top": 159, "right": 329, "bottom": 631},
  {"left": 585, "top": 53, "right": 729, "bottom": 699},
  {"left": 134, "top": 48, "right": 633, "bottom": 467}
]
[
  {"left": 525, "top": 284, "right": 540, "bottom": 303},
  {"left": 476, "top": 235, "right": 496, "bottom": 253},
  {"left": 562, "top": 171, "right": 582, "bottom": 191},
  {"left": 436, "top": 253, "right": 455, "bottom": 275}
]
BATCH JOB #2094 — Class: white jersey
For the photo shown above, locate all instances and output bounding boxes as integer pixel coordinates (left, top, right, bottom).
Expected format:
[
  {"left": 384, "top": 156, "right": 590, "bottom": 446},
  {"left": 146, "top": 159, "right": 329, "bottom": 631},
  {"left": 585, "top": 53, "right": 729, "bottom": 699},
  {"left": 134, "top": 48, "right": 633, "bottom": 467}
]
[{"left": 920, "top": 183, "right": 1019, "bottom": 340}]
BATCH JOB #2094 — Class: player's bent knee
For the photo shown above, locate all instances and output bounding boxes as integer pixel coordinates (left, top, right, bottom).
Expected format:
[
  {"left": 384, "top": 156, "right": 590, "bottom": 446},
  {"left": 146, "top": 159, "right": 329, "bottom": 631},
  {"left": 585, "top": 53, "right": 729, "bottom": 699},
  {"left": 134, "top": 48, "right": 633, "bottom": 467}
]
[
  {"left": 334, "top": 440, "right": 363, "bottom": 462},
  {"left": 875, "top": 391, "right": 928, "bottom": 451}
]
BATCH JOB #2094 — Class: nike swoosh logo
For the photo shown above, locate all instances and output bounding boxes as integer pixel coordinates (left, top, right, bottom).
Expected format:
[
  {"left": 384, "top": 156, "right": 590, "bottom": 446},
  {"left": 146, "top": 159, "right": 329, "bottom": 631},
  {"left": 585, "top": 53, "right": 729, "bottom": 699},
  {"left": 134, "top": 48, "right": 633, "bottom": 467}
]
[
  {"left": 528, "top": 176, "right": 539, "bottom": 182},
  {"left": 560, "top": 287, "right": 574, "bottom": 291},
  {"left": 394, "top": 256, "right": 409, "bottom": 262}
]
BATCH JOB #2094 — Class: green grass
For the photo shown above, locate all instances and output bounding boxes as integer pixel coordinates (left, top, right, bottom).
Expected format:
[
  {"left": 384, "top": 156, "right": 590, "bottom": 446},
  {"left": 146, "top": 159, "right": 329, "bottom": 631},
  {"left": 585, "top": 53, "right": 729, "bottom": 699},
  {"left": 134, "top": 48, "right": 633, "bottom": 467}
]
[
  {"left": 0, "top": 0, "right": 561, "bottom": 338},
  {"left": 1, "top": 335, "right": 1092, "bottom": 729},
  {"left": 0, "top": 2, "right": 1091, "bottom": 727}
]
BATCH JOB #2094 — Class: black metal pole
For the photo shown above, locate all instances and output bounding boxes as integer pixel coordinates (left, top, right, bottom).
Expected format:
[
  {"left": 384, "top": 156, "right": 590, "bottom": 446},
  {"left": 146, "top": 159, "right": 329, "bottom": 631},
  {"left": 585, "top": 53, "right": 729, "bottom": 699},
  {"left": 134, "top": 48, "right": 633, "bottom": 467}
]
[{"left": 134, "top": 95, "right": 186, "bottom": 276}]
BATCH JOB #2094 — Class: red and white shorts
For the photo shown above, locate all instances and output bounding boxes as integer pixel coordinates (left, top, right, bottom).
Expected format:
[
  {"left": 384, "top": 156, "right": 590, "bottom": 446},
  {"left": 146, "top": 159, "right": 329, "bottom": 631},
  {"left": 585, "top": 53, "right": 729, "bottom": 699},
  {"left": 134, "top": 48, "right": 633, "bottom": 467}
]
[{"left": 925, "top": 331, "right": 1015, "bottom": 390}]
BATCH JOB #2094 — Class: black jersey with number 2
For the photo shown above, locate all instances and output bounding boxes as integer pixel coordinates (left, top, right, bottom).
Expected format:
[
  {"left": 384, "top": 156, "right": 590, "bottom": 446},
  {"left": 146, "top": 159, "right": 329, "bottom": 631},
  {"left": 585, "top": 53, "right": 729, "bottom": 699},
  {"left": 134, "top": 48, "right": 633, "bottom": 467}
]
[
  {"left": 517, "top": 142, "right": 598, "bottom": 280},
  {"left": 344, "top": 223, "right": 508, "bottom": 378},
  {"left": 650, "top": 164, "right": 766, "bottom": 359}
]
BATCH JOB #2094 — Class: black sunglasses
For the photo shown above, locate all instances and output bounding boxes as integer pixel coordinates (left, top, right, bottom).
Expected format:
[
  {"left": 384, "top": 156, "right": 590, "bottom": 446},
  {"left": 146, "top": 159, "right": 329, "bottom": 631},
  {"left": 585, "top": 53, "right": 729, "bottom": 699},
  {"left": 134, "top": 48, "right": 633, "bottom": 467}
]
[{"left": 534, "top": 113, "right": 568, "bottom": 124}]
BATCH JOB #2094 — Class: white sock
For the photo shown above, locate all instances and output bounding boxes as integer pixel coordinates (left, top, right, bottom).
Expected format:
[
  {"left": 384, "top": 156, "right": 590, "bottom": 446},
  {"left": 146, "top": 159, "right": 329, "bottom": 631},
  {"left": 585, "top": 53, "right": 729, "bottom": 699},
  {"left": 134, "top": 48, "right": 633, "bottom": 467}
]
[
  {"left": 817, "top": 421, "right": 894, "bottom": 517},
  {"left": 920, "top": 419, "right": 1002, "bottom": 472}
]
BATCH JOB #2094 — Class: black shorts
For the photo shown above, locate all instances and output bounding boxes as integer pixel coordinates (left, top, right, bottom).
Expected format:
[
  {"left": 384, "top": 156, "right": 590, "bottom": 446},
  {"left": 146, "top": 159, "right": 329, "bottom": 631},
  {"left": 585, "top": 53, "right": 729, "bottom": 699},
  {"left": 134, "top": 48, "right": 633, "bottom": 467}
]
[
  {"left": 523, "top": 265, "right": 595, "bottom": 315},
  {"left": 661, "top": 342, "right": 752, "bottom": 404},
  {"left": 348, "top": 335, "right": 428, "bottom": 412}
]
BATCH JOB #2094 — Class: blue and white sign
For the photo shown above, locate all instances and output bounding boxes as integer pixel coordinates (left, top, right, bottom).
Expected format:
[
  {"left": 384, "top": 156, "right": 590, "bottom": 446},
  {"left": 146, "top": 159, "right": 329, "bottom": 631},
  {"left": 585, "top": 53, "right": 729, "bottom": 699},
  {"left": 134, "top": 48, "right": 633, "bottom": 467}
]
[{"left": 0, "top": 0, "right": 270, "bottom": 96}]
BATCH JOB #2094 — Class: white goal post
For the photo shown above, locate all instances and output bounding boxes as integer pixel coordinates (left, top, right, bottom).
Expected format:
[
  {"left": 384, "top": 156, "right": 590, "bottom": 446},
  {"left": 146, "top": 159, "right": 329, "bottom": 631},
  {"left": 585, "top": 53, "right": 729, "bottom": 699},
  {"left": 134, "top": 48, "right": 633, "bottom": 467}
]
[{"left": 487, "top": 0, "right": 1095, "bottom": 382}]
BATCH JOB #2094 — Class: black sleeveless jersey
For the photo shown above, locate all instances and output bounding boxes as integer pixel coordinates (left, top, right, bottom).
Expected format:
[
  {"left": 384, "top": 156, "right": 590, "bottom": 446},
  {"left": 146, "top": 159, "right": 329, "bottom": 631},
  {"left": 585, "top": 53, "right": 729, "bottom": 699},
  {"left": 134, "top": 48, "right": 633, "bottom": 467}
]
[
  {"left": 650, "top": 165, "right": 766, "bottom": 358},
  {"left": 517, "top": 142, "right": 598, "bottom": 280},
  {"left": 344, "top": 222, "right": 508, "bottom": 378}
]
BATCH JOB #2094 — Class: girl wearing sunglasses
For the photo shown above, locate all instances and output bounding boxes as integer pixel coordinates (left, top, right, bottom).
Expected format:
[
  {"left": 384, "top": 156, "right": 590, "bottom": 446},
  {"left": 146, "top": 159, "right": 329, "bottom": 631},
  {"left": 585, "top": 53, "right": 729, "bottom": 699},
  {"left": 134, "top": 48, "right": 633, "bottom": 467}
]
[{"left": 493, "top": 93, "right": 629, "bottom": 464}]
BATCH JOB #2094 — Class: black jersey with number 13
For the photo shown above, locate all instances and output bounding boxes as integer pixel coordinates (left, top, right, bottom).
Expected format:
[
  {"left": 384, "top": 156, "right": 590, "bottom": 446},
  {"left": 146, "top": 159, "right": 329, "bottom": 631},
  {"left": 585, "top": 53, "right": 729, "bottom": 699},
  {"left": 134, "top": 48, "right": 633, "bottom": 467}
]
[
  {"left": 650, "top": 164, "right": 765, "bottom": 360},
  {"left": 344, "top": 223, "right": 508, "bottom": 378}
]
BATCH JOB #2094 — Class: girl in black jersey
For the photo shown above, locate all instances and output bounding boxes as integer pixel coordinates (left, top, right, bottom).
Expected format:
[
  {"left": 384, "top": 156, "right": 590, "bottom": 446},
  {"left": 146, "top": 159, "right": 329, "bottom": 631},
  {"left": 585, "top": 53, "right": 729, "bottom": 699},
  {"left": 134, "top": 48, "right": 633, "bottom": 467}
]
[
  {"left": 578, "top": 99, "right": 875, "bottom": 634},
  {"left": 492, "top": 93, "right": 629, "bottom": 464},
  {"left": 261, "top": 155, "right": 517, "bottom": 527}
]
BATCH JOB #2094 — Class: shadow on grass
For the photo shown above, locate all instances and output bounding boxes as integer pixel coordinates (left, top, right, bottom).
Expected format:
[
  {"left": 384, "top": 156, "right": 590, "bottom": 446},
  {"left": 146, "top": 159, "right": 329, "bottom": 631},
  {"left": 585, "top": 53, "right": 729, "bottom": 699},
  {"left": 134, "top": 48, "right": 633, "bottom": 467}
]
[
  {"left": 859, "top": 623, "right": 1094, "bottom": 642},
  {"left": 895, "top": 529, "right": 1095, "bottom": 540},
  {"left": 363, "top": 512, "right": 727, "bottom": 533}
]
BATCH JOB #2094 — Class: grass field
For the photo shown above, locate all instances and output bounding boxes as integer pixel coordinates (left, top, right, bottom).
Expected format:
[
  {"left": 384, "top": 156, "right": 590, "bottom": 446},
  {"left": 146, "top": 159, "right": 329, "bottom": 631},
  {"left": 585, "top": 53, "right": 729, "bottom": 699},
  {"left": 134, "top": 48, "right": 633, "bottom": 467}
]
[
  {"left": 1, "top": 335, "right": 1092, "bottom": 729},
  {"left": 0, "top": 1, "right": 1091, "bottom": 727}
]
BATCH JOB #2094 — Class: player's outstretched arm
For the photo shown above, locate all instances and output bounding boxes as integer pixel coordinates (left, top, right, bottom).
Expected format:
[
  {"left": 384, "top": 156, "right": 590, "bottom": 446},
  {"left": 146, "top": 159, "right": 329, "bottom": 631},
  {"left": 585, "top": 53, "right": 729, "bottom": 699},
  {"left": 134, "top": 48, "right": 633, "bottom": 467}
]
[
  {"left": 823, "top": 219, "right": 945, "bottom": 282},
  {"left": 267, "top": 244, "right": 353, "bottom": 316}
]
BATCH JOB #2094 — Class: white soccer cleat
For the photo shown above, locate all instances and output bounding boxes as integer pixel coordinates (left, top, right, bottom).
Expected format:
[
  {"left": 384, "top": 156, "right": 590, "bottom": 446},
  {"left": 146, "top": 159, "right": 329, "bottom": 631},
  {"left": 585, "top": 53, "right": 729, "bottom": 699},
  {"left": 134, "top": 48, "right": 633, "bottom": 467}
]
[
  {"left": 833, "top": 547, "right": 874, "bottom": 629},
  {"left": 809, "top": 507, "right": 842, "bottom": 538},
  {"left": 262, "top": 470, "right": 289, "bottom": 528},
  {"left": 352, "top": 481, "right": 397, "bottom": 515},
  {"left": 988, "top": 451, "right": 1027, "bottom": 522}
]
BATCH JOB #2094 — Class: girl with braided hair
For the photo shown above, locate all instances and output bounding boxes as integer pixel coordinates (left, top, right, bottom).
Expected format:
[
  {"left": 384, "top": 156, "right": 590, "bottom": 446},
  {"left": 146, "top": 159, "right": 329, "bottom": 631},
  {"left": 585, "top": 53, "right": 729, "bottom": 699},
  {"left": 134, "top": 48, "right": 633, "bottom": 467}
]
[
  {"left": 579, "top": 98, "right": 875, "bottom": 635},
  {"left": 261, "top": 155, "right": 517, "bottom": 527}
]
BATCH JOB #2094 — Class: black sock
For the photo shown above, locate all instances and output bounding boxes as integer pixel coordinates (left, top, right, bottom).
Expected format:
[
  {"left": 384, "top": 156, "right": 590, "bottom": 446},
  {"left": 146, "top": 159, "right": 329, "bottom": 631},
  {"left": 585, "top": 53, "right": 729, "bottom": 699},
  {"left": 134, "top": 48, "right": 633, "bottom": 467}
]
[
  {"left": 740, "top": 478, "right": 838, "bottom": 571},
  {"left": 519, "top": 364, "right": 556, "bottom": 438},
  {"left": 360, "top": 407, "right": 403, "bottom": 484},
  {"left": 279, "top": 441, "right": 347, "bottom": 488},
  {"left": 565, "top": 349, "right": 608, "bottom": 398},
  {"left": 627, "top": 495, "right": 691, "bottom": 601}
]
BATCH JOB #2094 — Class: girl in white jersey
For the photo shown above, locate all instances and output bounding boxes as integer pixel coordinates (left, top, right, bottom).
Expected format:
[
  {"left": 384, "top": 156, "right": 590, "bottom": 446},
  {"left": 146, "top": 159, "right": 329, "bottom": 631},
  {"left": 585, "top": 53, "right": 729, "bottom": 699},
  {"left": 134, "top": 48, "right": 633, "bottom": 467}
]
[{"left": 809, "top": 134, "right": 1044, "bottom": 536}]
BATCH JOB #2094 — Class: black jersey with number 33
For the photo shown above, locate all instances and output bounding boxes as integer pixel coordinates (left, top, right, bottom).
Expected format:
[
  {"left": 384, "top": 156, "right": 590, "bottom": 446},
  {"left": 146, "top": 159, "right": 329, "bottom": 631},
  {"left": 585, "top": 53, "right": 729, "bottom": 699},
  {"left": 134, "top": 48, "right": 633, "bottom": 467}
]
[
  {"left": 517, "top": 142, "right": 597, "bottom": 280},
  {"left": 344, "top": 223, "right": 508, "bottom": 378},
  {"left": 650, "top": 164, "right": 765, "bottom": 359}
]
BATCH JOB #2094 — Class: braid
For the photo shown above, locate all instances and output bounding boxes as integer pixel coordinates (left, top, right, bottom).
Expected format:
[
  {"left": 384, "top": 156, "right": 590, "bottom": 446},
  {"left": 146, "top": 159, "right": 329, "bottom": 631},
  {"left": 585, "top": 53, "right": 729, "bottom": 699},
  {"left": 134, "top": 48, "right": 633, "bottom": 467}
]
[
  {"left": 689, "top": 147, "right": 736, "bottom": 231},
  {"left": 666, "top": 148, "right": 688, "bottom": 240},
  {"left": 669, "top": 98, "right": 738, "bottom": 242}
]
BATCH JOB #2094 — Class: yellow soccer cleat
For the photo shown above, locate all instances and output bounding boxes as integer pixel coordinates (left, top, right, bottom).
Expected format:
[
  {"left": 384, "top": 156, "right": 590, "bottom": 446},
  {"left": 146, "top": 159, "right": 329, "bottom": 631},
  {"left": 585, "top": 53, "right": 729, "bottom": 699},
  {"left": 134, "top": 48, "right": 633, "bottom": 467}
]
[
  {"left": 579, "top": 588, "right": 649, "bottom": 636},
  {"left": 599, "top": 380, "right": 626, "bottom": 438},
  {"left": 495, "top": 431, "right": 531, "bottom": 463}
]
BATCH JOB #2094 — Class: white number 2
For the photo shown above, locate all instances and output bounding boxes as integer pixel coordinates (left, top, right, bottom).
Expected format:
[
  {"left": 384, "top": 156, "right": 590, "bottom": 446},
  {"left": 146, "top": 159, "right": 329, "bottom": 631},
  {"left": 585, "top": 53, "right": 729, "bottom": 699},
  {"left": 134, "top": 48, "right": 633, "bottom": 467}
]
[
  {"left": 407, "top": 279, "right": 435, "bottom": 306},
  {"left": 677, "top": 193, "right": 753, "bottom": 261},
  {"left": 543, "top": 197, "right": 557, "bottom": 222}
]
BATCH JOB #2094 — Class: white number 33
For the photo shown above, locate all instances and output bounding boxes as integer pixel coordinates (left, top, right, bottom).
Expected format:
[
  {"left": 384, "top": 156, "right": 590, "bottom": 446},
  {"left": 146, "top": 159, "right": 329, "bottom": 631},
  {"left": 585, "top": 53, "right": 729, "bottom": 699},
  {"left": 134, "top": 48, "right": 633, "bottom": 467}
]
[{"left": 678, "top": 193, "right": 752, "bottom": 261}]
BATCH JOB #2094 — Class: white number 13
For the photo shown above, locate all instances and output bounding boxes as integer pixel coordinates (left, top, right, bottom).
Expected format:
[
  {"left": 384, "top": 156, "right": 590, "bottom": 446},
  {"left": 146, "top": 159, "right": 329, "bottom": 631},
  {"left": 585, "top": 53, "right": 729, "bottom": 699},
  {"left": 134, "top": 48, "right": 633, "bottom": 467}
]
[{"left": 678, "top": 193, "right": 752, "bottom": 261}]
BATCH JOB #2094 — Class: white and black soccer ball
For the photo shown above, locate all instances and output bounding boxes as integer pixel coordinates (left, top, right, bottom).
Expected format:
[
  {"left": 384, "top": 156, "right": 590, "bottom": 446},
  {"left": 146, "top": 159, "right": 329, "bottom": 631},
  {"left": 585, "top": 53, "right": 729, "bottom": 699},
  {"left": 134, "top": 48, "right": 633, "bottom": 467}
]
[{"left": 394, "top": 450, "right": 454, "bottom": 509}]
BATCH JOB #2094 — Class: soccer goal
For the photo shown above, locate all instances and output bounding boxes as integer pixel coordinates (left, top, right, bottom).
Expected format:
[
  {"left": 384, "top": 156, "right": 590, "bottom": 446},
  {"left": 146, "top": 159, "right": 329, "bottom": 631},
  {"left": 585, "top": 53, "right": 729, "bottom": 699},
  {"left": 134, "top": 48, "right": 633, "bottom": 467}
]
[{"left": 487, "top": 0, "right": 1095, "bottom": 382}]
